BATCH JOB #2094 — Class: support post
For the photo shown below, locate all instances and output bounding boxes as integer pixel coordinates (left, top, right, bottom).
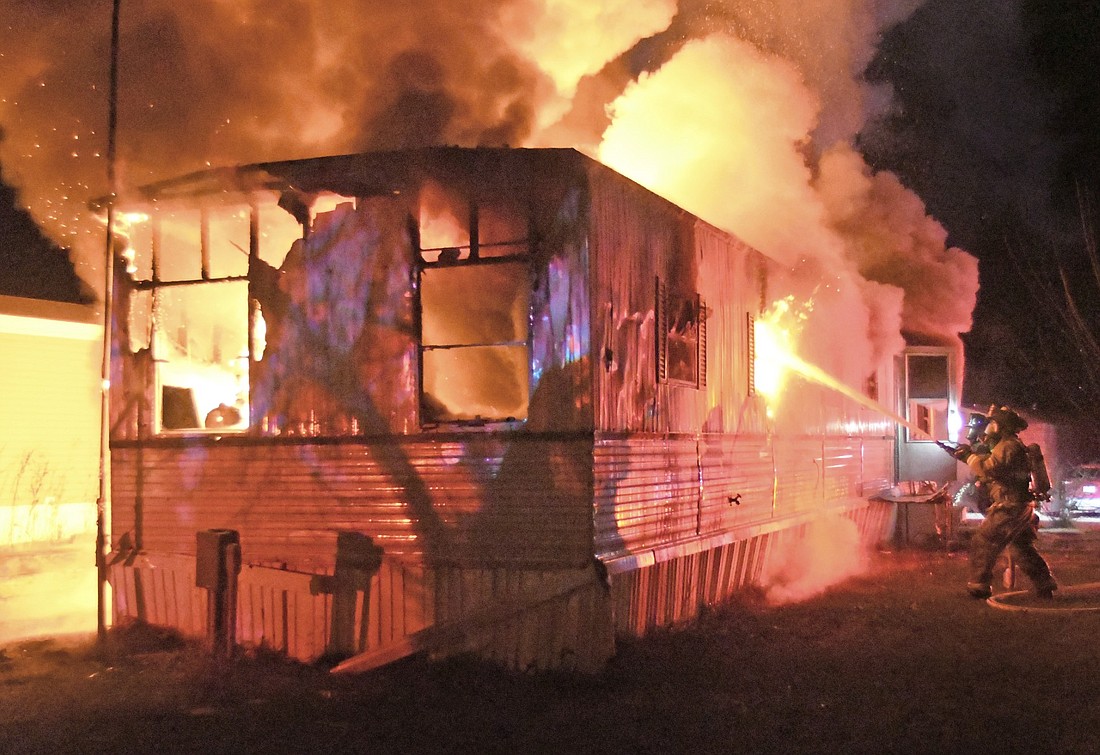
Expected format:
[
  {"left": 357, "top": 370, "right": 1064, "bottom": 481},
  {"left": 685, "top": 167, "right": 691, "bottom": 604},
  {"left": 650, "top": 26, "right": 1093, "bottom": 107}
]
[
  {"left": 310, "top": 532, "right": 383, "bottom": 657},
  {"left": 196, "top": 529, "right": 241, "bottom": 656}
]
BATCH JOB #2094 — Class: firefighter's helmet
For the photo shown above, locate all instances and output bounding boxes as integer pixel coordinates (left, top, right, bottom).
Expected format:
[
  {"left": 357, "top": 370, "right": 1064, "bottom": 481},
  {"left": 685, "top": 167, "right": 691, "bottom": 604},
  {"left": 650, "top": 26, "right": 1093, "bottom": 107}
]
[{"left": 989, "top": 405, "right": 1028, "bottom": 434}]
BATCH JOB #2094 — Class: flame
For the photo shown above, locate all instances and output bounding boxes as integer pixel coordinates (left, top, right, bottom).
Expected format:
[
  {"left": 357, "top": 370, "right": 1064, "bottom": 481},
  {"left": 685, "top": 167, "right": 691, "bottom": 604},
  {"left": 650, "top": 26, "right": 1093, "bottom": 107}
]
[
  {"left": 504, "top": 0, "right": 676, "bottom": 98},
  {"left": 755, "top": 296, "right": 941, "bottom": 441},
  {"left": 418, "top": 180, "right": 469, "bottom": 261},
  {"left": 0, "top": 2, "right": 975, "bottom": 361},
  {"left": 251, "top": 299, "right": 267, "bottom": 361},
  {"left": 598, "top": 34, "right": 832, "bottom": 268},
  {"left": 753, "top": 296, "right": 809, "bottom": 403}
]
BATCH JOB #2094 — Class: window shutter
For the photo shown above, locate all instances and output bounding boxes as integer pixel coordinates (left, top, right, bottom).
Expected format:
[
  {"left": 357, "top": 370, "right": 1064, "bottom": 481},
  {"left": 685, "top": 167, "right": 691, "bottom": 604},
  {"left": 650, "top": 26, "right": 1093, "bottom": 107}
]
[
  {"left": 746, "top": 312, "right": 756, "bottom": 397},
  {"left": 697, "top": 295, "right": 707, "bottom": 389},
  {"left": 656, "top": 277, "right": 668, "bottom": 384}
]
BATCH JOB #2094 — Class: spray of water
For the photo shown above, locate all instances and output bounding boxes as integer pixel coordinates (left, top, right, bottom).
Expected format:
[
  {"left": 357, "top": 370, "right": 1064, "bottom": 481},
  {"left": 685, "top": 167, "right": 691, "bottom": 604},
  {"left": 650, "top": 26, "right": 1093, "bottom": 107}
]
[{"left": 776, "top": 345, "right": 936, "bottom": 441}]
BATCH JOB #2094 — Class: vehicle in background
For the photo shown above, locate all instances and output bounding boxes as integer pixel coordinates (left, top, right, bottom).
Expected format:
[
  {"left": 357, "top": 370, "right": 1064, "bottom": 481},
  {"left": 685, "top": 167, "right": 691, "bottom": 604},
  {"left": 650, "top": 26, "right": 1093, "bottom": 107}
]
[{"left": 1061, "top": 463, "right": 1100, "bottom": 518}]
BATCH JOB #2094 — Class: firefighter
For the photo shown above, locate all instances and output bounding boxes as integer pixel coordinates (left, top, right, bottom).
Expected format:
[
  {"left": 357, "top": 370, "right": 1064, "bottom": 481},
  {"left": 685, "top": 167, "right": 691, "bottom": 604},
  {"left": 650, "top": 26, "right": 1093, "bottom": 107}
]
[{"left": 952, "top": 406, "right": 1057, "bottom": 599}]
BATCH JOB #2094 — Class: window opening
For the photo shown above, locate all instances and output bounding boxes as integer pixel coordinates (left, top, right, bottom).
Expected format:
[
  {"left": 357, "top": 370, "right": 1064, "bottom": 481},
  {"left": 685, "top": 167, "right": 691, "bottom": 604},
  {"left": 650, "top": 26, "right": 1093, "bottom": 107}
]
[
  {"left": 155, "top": 207, "right": 202, "bottom": 282},
  {"left": 154, "top": 280, "right": 250, "bottom": 433},
  {"left": 905, "top": 353, "right": 950, "bottom": 441},
  {"left": 205, "top": 205, "right": 251, "bottom": 279},
  {"left": 418, "top": 181, "right": 472, "bottom": 263},
  {"left": 417, "top": 186, "right": 531, "bottom": 424},
  {"left": 257, "top": 192, "right": 306, "bottom": 268}
]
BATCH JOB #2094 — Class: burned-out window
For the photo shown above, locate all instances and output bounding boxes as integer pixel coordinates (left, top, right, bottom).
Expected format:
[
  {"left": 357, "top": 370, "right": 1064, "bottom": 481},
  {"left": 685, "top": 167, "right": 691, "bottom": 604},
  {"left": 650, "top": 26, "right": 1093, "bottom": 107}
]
[
  {"left": 119, "top": 203, "right": 252, "bottom": 283},
  {"left": 256, "top": 192, "right": 307, "bottom": 268},
  {"left": 906, "top": 352, "right": 950, "bottom": 441},
  {"left": 656, "top": 278, "right": 706, "bottom": 389},
  {"left": 417, "top": 185, "right": 530, "bottom": 424},
  {"left": 116, "top": 202, "right": 256, "bottom": 435},
  {"left": 154, "top": 280, "right": 250, "bottom": 433},
  {"left": 417, "top": 180, "right": 528, "bottom": 263}
]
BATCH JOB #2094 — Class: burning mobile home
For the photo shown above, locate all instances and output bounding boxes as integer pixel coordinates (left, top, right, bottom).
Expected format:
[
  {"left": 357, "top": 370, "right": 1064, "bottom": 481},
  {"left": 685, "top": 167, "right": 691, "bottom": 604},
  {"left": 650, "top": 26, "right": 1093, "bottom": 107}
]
[{"left": 102, "top": 146, "right": 959, "bottom": 671}]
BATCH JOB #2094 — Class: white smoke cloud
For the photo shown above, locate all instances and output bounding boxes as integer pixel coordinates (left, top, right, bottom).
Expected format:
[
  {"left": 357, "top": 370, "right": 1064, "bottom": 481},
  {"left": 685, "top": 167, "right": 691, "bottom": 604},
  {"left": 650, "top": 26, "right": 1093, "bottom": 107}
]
[
  {"left": 502, "top": 0, "right": 677, "bottom": 98},
  {"left": 814, "top": 144, "right": 979, "bottom": 341},
  {"left": 0, "top": 0, "right": 978, "bottom": 606},
  {"left": 761, "top": 514, "right": 870, "bottom": 605},
  {"left": 598, "top": 34, "right": 837, "bottom": 268}
]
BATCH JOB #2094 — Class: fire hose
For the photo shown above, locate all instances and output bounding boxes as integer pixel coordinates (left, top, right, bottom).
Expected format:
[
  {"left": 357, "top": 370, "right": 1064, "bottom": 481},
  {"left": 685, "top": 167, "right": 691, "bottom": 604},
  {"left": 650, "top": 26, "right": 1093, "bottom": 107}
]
[{"left": 986, "top": 583, "right": 1100, "bottom": 613}]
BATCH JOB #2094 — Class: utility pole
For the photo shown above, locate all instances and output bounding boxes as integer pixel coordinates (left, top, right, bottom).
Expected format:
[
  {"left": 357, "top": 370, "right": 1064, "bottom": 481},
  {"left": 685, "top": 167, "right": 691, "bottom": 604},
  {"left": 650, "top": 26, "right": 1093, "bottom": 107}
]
[{"left": 96, "top": 0, "right": 121, "bottom": 644}]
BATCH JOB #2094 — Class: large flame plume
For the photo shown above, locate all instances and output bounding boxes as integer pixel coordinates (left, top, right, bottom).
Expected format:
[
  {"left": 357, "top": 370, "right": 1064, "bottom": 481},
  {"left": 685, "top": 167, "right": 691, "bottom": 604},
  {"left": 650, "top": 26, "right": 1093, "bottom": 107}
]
[{"left": 0, "top": 0, "right": 976, "bottom": 360}]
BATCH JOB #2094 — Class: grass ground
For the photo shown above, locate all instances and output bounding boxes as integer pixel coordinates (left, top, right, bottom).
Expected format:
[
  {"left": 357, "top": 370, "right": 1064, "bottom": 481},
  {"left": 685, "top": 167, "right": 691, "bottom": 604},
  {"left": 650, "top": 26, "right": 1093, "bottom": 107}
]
[{"left": 3, "top": 530, "right": 1100, "bottom": 754}]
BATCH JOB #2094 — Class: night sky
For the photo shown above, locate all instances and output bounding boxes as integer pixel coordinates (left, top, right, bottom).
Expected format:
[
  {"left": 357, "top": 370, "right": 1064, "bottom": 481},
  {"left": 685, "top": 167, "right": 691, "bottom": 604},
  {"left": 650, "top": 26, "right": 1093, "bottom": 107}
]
[
  {"left": 0, "top": 156, "right": 92, "bottom": 304},
  {"left": 1, "top": 0, "right": 1096, "bottom": 420},
  {"left": 862, "top": 0, "right": 1100, "bottom": 419}
]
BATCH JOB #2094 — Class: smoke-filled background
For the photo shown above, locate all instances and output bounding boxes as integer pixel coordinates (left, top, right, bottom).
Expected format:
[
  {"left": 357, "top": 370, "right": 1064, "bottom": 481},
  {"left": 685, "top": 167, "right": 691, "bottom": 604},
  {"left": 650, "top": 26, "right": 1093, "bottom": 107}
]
[
  {"left": 0, "top": 0, "right": 979, "bottom": 377},
  {"left": 3, "top": 0, "right": 1096, "bottom": 609}
]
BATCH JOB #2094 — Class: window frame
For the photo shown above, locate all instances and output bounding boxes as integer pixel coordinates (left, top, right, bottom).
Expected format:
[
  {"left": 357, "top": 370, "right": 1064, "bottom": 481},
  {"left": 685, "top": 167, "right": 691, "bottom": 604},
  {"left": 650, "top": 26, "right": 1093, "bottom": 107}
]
[
  {"left": 904, "top": 351, "right": 952, "bottom": 443},
  {"left": 655, "top": 277, "right": 707, "bottom": 390},
  {"left": 415, "top": 197, "right": 533, "bottom": 427}
]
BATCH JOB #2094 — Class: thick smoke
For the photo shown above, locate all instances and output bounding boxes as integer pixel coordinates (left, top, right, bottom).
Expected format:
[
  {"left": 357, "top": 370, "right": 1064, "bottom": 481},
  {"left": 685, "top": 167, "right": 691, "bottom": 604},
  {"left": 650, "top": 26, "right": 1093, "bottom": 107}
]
[
  {"left": 578, "top": 1, "right": 978, "bottom": 369},
  {"left": 761, "top": 514, "right": 870, "bottom": 605},
  {"left": 0, "top": 0, "right": 555, "bottom": 286},
  {"left": 0, "top": 0, "right": 976, "bottom": 364}
]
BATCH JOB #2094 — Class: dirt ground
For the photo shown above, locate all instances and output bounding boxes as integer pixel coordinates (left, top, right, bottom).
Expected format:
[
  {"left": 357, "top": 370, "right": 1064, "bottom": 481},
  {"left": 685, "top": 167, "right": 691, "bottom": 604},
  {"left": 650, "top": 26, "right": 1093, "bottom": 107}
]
[{"left": 3, "top": 531, "right": 1100, "bottom": 754}]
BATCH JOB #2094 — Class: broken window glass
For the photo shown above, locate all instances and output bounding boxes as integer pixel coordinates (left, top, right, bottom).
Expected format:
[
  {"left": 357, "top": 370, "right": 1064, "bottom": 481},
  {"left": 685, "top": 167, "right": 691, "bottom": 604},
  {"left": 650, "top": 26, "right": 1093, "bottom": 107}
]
[
  {"left": 667, "top": 296, "right": 700, "bottom": 385},
  {"left": 658, "top": 280, "right": 706, "bottom": 389}
]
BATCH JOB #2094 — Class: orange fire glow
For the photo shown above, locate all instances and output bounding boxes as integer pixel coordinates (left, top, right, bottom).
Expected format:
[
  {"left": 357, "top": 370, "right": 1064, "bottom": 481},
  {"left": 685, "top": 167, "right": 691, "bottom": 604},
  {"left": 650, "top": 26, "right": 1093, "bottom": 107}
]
[
  {"left": 754, "top": 296, "right": 937, "bottom": 439},
  {"left": 418, "top": 181, "right": 470, "bottom": 261},
  {"left": 753, "top": 296, "right": 808, "bottom": 405}
]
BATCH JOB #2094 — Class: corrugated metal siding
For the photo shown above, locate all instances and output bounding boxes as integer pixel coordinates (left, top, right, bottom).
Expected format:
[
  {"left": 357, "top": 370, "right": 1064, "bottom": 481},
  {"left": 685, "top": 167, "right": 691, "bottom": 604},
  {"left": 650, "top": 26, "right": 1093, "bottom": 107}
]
[
  {"left": 589, "top": 169, "right": 677, "bottom": 432},
  {"left": 825, "top": 437, "right": 864, "bottom": 501},
  {"left": 110, "top": 434, "right": 594, "bottom": 570},
  {"left": 699, "top": 435, "right": 778, "bottom": 535},
  {"left": 596, "top": 433, "right": 894, "bottom": 563},
  {"left": 773, "top": 438, "right": 826, "bottom": 516},
  {"left": 592, "top": 436, "right": 700, "bottom": 558},
  {"left": 611, "top": 532, "right": 772, "bottom": 635},
  {"left": 861, "top": 438, "right": 895, "bottom": 495},
  {"left": 609, "top": 499, "right": 893, "bottom": 636},
  {"left": 588, "top": 167, "right": 770, "bottom": 437}
]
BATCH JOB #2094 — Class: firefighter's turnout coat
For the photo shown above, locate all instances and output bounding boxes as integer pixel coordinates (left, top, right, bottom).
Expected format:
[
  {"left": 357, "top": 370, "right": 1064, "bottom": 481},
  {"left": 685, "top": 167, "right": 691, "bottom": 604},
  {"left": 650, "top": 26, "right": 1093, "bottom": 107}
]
[{"left": 965, "top": 433, "right": 1056, "bottom": 592}]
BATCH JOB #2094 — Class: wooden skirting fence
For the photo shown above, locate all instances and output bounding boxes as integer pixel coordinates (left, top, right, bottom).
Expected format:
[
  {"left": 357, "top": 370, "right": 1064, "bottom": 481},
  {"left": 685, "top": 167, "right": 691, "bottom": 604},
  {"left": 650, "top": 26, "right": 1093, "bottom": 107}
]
[
  {"left": 108, "top": 553, "right": 615, "bottom": 673},
  {"left": 106, "top": 499, "right": 892, "bottom": 672}
]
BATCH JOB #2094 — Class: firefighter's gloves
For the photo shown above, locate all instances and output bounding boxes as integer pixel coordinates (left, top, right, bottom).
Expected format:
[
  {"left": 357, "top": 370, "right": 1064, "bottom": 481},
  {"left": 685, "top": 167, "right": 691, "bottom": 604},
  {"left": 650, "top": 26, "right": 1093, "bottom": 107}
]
[{"left": 951, "top": 443, "right": 973, "bottom": 462}]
